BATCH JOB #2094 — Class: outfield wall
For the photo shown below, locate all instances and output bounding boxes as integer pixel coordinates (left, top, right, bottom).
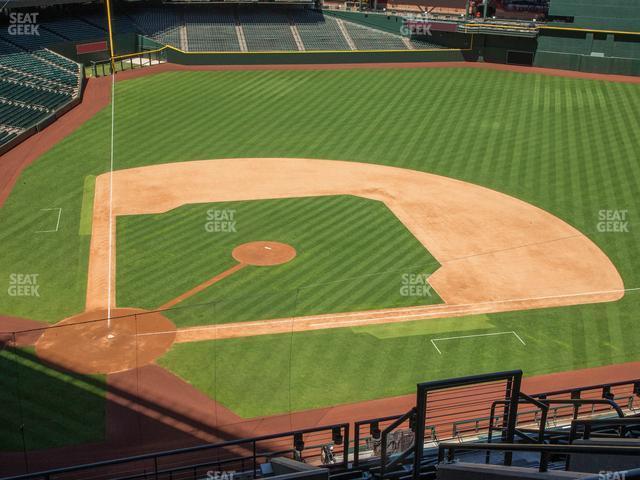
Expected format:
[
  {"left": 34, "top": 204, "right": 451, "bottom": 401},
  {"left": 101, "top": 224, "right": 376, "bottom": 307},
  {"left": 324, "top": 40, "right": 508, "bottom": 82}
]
[
  {"left": 164, "top": 48, "right": 473, "bottom": 65},
  {"left": 535, "top": 30, "right": 640, "bottom": 76}
]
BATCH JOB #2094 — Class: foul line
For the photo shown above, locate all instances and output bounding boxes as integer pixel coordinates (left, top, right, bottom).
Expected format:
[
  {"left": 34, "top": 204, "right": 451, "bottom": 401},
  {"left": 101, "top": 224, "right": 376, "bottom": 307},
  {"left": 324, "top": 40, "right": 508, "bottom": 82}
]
[
  {"left": 107, "top": 71, "right": 115, "bottom": 325},
  {"left": 430, "top": 331, "right": 526, "bottom": 355},
  {"left": 35, "top": 208, "right": 62, "bottom": 233}
]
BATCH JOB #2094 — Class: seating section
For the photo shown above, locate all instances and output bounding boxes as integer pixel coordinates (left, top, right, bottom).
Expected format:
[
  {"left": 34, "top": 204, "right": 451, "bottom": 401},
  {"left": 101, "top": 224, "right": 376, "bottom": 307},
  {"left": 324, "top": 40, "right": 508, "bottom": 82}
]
[
  {"left": 0, "top": 37, "right": 80, "bottom": 149},
  {"left": 239, "top": 9, "right": 298, "bottom": 51},
  {"left": 0, "top": 26, "right": 66, "bottom": 50},
  {"left": 291, "top": 9, "right": 351, "bottom": 50},
  {"left": 78, "top": 11, "right": 141, "bottom": 36},
  {"left": 184, "top": 8, "right": 241, "bottom": 52},
  {"left": 0, "top": 6, "right": 436, "bottom": 54},
  {"left": 41, "top": 17, "right": 106, "bottom": 42},
  {"left": 0, "top": 79, "right": 70, "bottom": 109},
  {"left": 341, "top": 21, "right": 408, "bottom": 50},
  {"left": 0, "top": 126, "right": 18, "bottom": 144},
  {"left": 127, "top": 6, "right": 182, "bottom": 48},
  {"left": 0, "top": 100, "right": 48, "bottom": 128}
]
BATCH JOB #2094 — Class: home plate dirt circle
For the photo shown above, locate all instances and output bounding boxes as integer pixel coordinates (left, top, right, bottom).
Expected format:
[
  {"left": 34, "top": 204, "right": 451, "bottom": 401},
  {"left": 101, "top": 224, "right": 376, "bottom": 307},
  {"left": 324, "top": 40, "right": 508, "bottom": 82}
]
[
  {"left": 232, "top": 241, "right": 297, "bottom": 266},
  {"left": 35, "top": 308, "right": 176, "bottom": 374}
]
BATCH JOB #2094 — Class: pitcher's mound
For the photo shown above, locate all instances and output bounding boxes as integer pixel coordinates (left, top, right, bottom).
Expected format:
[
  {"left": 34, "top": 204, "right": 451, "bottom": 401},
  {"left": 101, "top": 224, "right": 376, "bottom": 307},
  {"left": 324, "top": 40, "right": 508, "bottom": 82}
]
[
  {"left": 36, "top": 308, "right": 176, "bottom": 374},
  {"left": 232, "top": 241, "right": 297, "bottom": 266}
]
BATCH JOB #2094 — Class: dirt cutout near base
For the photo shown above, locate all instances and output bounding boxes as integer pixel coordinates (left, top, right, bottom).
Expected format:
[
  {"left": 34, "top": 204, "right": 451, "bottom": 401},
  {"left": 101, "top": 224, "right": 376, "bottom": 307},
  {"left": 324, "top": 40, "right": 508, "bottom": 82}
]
[
  {"left": 84, "top": 158, "right": 623, "bottom": 343},
  {"left": 35, "top": 308, "right": 176, "bottom": 374}
]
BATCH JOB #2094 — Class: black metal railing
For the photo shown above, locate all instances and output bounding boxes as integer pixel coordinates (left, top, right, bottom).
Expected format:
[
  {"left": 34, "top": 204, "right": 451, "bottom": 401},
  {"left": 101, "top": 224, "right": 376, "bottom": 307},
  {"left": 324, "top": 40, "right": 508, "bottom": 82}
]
[
  {"left": 3, "top": 423, "right": 349, "bottom": 480},
  {"left": 88, "top": 49, "right": 167, "bottom": 78},
  {"left": 569, "top": 417, "right": 640, "bottom": 443},
  {"left": 437, "top": 442, "right": 640, "bottom": 473}
]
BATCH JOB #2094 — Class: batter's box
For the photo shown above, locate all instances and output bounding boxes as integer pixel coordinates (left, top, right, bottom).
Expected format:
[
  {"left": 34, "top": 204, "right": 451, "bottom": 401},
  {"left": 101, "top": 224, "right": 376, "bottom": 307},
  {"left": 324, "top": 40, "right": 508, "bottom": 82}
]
[{"left": 35, "top": 208, "right": 62, "bottom": 233}]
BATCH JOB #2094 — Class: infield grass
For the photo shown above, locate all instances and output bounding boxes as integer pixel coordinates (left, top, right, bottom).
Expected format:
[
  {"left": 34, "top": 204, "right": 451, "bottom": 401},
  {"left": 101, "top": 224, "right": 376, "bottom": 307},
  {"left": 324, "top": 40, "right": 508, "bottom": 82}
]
[{"left": 116, "top": 195, "right": 441, "bottom": 326}]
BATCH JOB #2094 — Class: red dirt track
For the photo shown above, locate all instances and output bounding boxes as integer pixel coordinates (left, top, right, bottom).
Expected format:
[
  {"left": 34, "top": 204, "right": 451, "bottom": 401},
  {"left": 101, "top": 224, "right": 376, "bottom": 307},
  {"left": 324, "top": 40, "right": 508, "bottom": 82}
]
[{"left": 1, "top": 60, "right": 639, "bottom": 476}]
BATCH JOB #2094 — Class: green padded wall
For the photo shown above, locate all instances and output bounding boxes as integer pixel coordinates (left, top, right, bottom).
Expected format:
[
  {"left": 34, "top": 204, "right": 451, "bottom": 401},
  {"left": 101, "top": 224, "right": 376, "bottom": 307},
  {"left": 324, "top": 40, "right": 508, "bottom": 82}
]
[
  {"left": 535, "top": 1, "right": 640, "bottom": 75},
  {"left": 548, "top": 0, "right": 640, "bottom": 32}
]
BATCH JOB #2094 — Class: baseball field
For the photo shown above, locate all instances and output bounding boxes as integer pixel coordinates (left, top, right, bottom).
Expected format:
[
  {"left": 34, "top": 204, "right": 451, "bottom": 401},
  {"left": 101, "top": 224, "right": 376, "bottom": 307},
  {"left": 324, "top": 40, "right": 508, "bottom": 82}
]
[{"left": 1, "top": 64, "right": 640, "bottom": 453}]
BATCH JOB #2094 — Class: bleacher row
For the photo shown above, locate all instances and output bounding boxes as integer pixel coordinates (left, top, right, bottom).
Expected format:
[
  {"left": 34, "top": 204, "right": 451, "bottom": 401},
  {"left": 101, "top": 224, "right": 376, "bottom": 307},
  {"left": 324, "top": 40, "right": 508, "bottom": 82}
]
[
  {"left": 133, "top": 7, "right": 446, "bottom": 52},
  {"left": 0, "top": 31, "right": 80, "bottom": 149},
  {"left": 3, "top": 6, "right": 445, "bottom": 53}
]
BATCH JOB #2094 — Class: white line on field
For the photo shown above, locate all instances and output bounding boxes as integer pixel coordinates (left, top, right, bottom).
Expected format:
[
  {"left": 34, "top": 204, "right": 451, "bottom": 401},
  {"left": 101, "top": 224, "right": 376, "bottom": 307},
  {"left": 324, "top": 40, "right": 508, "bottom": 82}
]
[
  {"left": 430, "top": 331, "right": 526, "bottom": 355},
  {"left": 35, "top": 208, "right": 62, "bottom": 233},
  {"left": 107, "top": 70, "right": 115, "bottom": 326}
]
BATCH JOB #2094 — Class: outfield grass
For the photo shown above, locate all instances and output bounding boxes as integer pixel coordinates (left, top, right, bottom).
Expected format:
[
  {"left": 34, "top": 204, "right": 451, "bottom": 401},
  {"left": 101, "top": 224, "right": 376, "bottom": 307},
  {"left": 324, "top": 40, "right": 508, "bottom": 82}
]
[
  {"left": 116, "top": 195, "right": 441, "bottom": 326},
  {"left": 0, "top": 67, "right": 639, "bottom": 419},
  {"left": 0, "top": 347, "right": 106, "bottom": 450}
]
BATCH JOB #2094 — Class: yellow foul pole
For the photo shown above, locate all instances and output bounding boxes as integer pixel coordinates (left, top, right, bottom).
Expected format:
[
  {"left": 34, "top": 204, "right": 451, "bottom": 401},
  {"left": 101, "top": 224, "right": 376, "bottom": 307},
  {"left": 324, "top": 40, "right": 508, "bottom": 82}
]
[{"left": 104, "top": 0, "right": 116, "bottom": 73}]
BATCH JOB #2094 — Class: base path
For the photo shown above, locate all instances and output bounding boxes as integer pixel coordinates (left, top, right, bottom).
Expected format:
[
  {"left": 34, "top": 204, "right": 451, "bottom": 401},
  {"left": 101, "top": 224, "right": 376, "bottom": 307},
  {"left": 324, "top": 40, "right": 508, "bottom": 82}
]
[{"left": 87, "top": 158, "right": 623, "bottom": 332}]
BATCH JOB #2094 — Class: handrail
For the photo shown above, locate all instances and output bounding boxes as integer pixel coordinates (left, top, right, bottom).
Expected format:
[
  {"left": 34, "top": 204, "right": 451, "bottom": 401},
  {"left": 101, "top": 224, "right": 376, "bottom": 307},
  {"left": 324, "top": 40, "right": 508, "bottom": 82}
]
[
  {"left": 438, "top": 442, "right": 640, "bottom": 473},
  {"left": 3, "top": 422, "right": 350, "bottom": 480},
  {"left": 353, "top": 413, "right": 405, "bottom": 467},
  {"left": 570, "top": 417, "right": 640, "bottom": 443},
  {"left": 380, "top": 407, "right": 416, "bottom": 478},
  {"left": 532, "top": 379, "right": 640, "bottom": 399}
]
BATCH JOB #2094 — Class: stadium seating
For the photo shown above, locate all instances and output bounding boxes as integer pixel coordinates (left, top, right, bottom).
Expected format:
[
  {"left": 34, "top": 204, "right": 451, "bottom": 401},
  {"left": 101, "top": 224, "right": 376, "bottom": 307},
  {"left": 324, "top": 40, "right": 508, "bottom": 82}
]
[
  {"left": 0, "top": 35, "right": 80, "bottom": 149},
  {"left": 0, "top": 78, "right": 70, "bottom": 109},
  {"left": 0, "top": 5, "right": 429, "bottom": 54},
  {"left": 290, "top": 9, "right": 351, "bottom": 51},
  {"left": 184, "top": 7, "right": 241, "bottom": 52},
  {"left": 239, "top": 8, "right": 299, "bottom": 51},
  {"left": 0, "top": 26, "right": 66, "bottom": 50},
  {"left": 126, "top": 6, "right": 182, "bottom": 49},
  {"left": 0, "top": 99, "right": 49, "bottom": 128},
  {"left": 79, "top": 10, "right": 141, "bottom": 36},
  {"left": 0, "top": 126, "right": 18, "bottom": 144},
  {"left": 341, "top": 21, "right": 408, "bottom": 50},
  {"left": 40, "top": 17, "right": 106, "bottom": 42}
]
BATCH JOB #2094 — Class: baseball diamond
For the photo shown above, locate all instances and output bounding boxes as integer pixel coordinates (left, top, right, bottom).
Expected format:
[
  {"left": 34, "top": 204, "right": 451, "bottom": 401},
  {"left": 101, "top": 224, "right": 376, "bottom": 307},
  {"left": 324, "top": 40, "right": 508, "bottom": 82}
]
[{"left": 0, "top": 0, "right": 640, "bottom": 477}]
